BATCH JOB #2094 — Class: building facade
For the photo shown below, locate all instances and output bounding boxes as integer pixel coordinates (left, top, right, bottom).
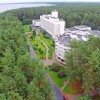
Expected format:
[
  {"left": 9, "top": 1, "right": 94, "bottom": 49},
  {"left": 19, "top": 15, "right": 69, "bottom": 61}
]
[
  {"left": 32, "top": 10, "right": 65, "bottom": 38},
  {"left": 40, "top": 10, "right": 65, "bottom": 38}
]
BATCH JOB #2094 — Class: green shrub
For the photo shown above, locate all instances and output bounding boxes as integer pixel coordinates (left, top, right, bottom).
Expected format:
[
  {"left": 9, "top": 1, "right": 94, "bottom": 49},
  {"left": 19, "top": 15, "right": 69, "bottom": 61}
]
[
  {"left": 58, "top": 71, "right": 66, "bottom": 78},
  {"left": 45, "top": 35, "right": 50, "bottom": 39},
  {"left": 52, "top": 66, "right": 60, "bottom": 72},
  {"left": 42, "top": 56, "right": 46, "bottom": 60},
  {"left": 33, "top": 46, "right": 38, "bottom": 50},
  {"left": 51, "top": 42, "right": 55, "bottom": 47},
  {"left": 80, "top": 95, "right": 92, "bottom": 100},
  {"left": 36, "top": 44, "right": 38, "bottom": 46},
  {"left": 38, "top": 48, "right": 41, "bottom": 52},
  {"left": 40, "top": 50, "right": 43, "bottom": 54},
  {"left": 48, "top": 54, "right": 52, "bottom": 59}
]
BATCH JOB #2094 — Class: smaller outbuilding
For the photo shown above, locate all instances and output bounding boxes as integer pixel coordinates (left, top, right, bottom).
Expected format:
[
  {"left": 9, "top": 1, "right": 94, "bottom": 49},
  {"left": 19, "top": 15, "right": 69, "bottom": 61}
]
[{"left": 32, "top": 19, "right": 40, "bottom": 27}]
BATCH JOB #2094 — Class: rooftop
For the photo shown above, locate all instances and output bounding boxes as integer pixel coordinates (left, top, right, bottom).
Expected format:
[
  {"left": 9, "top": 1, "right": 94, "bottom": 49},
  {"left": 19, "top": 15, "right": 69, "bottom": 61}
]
[
  {"left": 75, "top": 25, "right": 91, "bottom": 29},
  {"left": 66, "top": 27, "right": 79, "bottom": 32},
  {"left": 43, "top": 15, "right": 63, "bottom": 22},
  {"left": 56, "top": 33, "right": 88, "bottom": 47},
  {"left": 55, "top": 27, "right": 100, "bottom": 47},
  {"left": 86, "top": 30, "right": 100, "bottom": 37},
  {"left": 56, "top": 34, "right": 71, "bottom": 47},
  {"left": 32, "top": 19, "right": 40, "bottom": 22},
  {"left": 66, "top": 25, "right": 91, "bottom": 32}
]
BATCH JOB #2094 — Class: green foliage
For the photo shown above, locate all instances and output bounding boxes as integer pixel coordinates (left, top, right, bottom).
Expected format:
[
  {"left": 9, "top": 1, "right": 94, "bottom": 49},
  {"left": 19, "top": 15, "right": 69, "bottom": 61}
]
[
  {"left": 27, "top": 34, "right": 46, "bottom": 59},
  {"left": 64, "top": 83, "right": 78, "bottom": 94},
  {"left": 23, "top": 25, "right": 31, "bottom": 32},
  {"left": 40, "top": 50, "right": 43, "bottom": 54},
  {"left": 49, "top": 71, "right": 67, "bottom": 88},
  {"left": 23, "top": 19, "right": 32, "bottom": 25},
  {"left": 7, "top": 91, "right": 23, "bottom": 100},
  {"left": 49, "top": 64, "right": 67, "bottom": 88},
  {"left": 30, "top": 30, "right": 36, "bottom": 39},
  {"left": 80, "top": 95, "right": 92, "bottom": 100},
  {"left": 65, "top": 36, "right": 100, "bottom": 95},
  {"left": 42, "top": 30, "right": 47, "bottom": 35},
  {"left": 3, "top": 4, "right": 100, "bottom": 30},
  {"left": 32, "top": 30, "right": 36, "bottom": 36},
  {"left": 0, "top": 93, "right": 6, "bottom": 100},
  {"left": 0, "top": 14, "right": 55, "bottom": 100},
  {"left": 39, "top": 34, "right": 55, "bottom": 59},
  {"left": 33, "top": 45, "right": 38, "bottom": 50},
  {"left": 38, "top": 48, "right": 41, "bottom": 52}
]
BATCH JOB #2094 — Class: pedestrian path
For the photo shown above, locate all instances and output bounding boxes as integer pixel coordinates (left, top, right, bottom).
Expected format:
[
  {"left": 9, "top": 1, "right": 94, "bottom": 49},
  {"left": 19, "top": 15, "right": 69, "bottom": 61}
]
[
  {"left": 61, "top": 79, "right": 69, "bottom": 92},
  {"left": 37, "top": 35, "right": 55, "bottom": 66},
  {"left": 37, "top": 36, "right": 49, "bottom": 60}
]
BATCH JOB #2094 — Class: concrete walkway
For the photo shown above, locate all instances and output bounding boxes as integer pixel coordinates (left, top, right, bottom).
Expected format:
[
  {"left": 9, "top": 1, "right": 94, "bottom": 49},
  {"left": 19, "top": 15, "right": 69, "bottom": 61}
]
[
  {"left": 37, "top": 35, "right": 55, "bottom": 66},
  {"left": 37, "top": 36, "right": 49, "bottom": 60},
  {"left": 61, "top": 79, "right": 69, "bottom": 92}
]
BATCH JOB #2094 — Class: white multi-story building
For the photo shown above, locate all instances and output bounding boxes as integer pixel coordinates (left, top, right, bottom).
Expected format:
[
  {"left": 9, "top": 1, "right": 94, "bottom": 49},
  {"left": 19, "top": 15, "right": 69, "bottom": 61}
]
[
  {"left": 40, "top": 10, "right": 65, "bottom": 38},
  {"left": 55, "top": 26, "right": 100, "bottom": 64},
  {"left": 32, "top": 10, "right": 65, "bottom": 38}
]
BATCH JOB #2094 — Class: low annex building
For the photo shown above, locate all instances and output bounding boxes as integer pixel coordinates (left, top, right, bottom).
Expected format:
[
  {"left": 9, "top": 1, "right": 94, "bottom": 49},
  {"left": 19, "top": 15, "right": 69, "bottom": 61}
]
[
  {"left": 55, "top": 25, "right": 100, "bottom": 63},
  {"left": 32, "top": 19, "right": 40, "bottom": 27}
]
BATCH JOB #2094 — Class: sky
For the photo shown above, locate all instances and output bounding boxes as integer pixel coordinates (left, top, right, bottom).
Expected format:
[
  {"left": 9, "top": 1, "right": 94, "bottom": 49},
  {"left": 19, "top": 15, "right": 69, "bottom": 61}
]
[{"left": 0, "top": 0, "right": 100, "bottom": 3}]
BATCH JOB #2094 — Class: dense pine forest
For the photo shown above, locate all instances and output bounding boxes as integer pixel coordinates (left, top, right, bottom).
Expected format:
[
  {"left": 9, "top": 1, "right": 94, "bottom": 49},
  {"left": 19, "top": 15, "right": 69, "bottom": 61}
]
[
  {"left": 3, "top": 4, "right": 100, "bottom": 30},
  {"left": 0, "top": 3, "right": 100, "bottom": 100},
  {"left": 0, "top": 14, "right": 55, "bottom": 100},
  {"left": 65, "top": 36, "right": 100, "bottom": 95}
]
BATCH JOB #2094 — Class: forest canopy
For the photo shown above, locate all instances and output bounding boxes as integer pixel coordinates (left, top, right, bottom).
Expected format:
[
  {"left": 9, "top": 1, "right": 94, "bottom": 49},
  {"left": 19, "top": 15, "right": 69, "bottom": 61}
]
[
  {"left": 3, "top": 4, "right": 100, "bottom": 30},
  {"left": 0, "top": 14, "right": 55, "bottom": 100},
  {"left": 65, "top": 35, "right": 100, "bottom": 95}
]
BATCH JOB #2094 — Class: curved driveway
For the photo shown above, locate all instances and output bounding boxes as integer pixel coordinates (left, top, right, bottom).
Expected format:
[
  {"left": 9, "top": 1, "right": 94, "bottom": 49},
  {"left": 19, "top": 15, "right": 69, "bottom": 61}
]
[{"left": 27, "top": 38, "right": 64, "bottom": 100}]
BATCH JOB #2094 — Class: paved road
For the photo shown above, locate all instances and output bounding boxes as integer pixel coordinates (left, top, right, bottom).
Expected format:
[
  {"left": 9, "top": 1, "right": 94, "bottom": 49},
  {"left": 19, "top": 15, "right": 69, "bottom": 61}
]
[
  {"left": 27, "top": 40, "right": 37, "bottom": 58},
  {"left": 27, "top": 39, "right": 64, "bottom": 100},
  {"left": 47, "top": 73, "right": 64, "bottom": 100},
  {"left": 29, "top": 45, "right": 37, "bottom": 58}
]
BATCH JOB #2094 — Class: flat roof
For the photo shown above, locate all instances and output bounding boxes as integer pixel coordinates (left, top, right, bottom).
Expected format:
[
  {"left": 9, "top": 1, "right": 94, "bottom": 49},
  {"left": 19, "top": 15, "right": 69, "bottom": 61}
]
[
  {"left": 56, "top": 29, "right": 100, "bottom": 47},
  {"left": 42, "top": 15, "right": 64, "bottom": 22},
  {"left": 86, "top": 30, "right": 100, "bottom": 37},
  {"left": 57, "top": 34, "right": 71, "bottom": 46},
  {"left": 75, "top": 25, "right": 91, "bottom": 29},
  {"left": 67, "top": 27, "right": 80, "bottom": 31},
  {"left": 32, "top": 19, "right": 40, "bottom": 22},
  {"left": 56, "top": 33, "right": 87, "bottom": 47}
]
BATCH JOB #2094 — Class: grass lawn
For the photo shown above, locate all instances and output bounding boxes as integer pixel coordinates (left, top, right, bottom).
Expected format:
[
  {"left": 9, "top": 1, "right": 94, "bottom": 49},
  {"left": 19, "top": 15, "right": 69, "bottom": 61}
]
[
  {"left": 49, "top": 71, "right": 67, "bottom": 88},
  {"left": 48, "top": 63, "right": 79, "bottom": 94},
  {"left": 23, "top": 25, "right": 31, "bottom": 32},
  {"left": 39, "top": 34, "right": 55, "bottom": 59},
  {"left": 48, "top": 63, "right": 67, "bottom": 88},
  {"left": 27, "top": 34, "right": 46, "bottom": 59},
  {"left": 64, "top": 83, "right": 78, "bottom": 94}
]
